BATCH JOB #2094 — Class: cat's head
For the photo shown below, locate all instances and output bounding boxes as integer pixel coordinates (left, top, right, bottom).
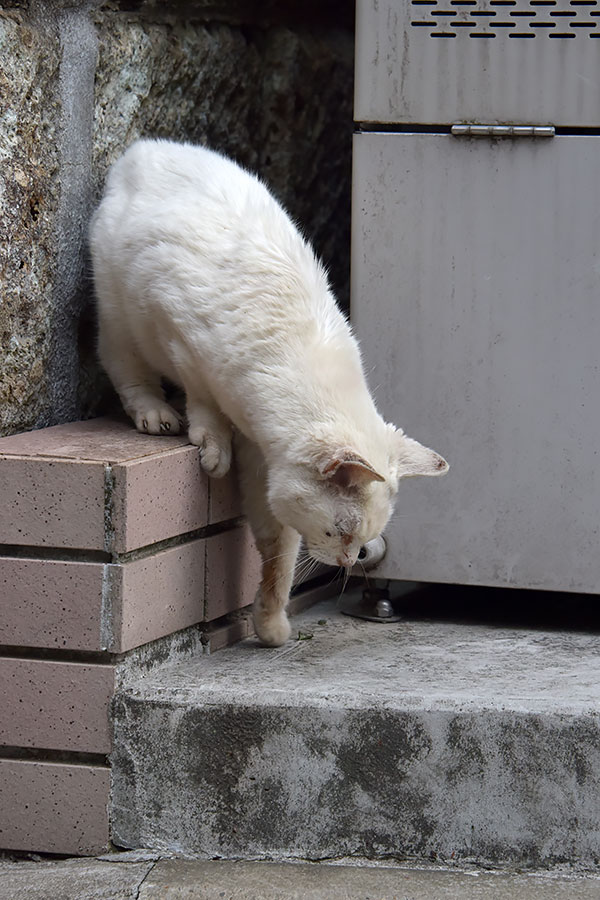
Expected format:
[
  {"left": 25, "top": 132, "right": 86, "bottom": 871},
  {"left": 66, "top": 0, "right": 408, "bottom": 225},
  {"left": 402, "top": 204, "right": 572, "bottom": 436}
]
[{"left": 268, "top": 427, "right": 448, "bottom": 568}]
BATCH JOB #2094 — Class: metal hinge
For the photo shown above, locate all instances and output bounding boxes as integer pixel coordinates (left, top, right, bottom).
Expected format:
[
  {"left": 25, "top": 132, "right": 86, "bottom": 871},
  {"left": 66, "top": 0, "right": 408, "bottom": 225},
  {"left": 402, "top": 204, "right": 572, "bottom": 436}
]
[{"left": 451, "top": 124, "right": 555, "bottom": 138}]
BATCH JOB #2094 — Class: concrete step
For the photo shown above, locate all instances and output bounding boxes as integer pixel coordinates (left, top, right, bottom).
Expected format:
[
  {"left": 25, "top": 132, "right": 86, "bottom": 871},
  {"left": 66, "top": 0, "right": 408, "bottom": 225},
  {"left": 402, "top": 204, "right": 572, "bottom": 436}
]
[
  {"left": 2, "top": 855, "right": 600, "bottom": 900},
  {"left": 111, "top": 588, "right": 600, "bottom": 869}
]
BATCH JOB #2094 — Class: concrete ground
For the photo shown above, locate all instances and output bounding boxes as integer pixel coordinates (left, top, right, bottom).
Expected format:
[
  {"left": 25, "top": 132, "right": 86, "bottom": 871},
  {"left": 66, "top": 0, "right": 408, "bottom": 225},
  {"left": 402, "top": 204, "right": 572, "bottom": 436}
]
[
  {"left": 111, "top": 586, "right": 600, "bottom": 865},
  {"left": 4, "top": 585, "right": 598, "bottom": 896},
  {"left": 1, "top": 854, "right": 600, "bottom": 900}
]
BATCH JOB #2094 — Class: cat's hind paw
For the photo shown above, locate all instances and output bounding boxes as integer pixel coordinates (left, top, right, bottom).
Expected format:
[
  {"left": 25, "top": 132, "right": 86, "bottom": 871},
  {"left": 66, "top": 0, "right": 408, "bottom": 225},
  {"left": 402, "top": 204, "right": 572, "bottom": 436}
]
[
  {"left": 134, "top": 405, "right": 182, "bottom": 436},
  {"left": 188, "top": 426, "right": 231, "bottom": 478},
  {"left": 253, "top": 607, "right": 291, "bottom": 648}
]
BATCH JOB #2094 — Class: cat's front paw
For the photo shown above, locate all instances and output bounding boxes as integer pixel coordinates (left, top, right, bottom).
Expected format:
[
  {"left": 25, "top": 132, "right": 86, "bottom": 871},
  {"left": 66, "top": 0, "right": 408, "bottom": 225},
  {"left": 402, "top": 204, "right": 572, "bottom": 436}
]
[
  {"left": 188, "top": 427, "right": 231, "bottom": 478},
  {"left": 253, "top": 607, "right": 291, "bottom": 647},
  {"left": 134, "top": 405, "right": 182, "bottom": 436}
]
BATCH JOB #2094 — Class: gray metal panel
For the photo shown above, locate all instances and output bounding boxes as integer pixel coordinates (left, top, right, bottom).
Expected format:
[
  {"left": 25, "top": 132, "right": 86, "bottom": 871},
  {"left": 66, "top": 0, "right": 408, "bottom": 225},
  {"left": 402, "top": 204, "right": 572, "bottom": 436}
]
[
  {"left": 355, "top": 0, "right": 600, "bottom": 126},
  {"left": 351, "top": 131, "right": 600, "bottom": 592}
]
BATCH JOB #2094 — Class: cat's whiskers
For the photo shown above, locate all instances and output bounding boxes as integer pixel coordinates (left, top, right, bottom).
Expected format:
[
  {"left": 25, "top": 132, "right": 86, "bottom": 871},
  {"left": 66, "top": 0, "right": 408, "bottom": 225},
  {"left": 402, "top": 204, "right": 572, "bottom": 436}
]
[
  {"left": 334, "top": 569, "right": 346, "bottom": 609},
  {"left": 334, "top": 564, "right": 351, "bottom": 598},
  {"left": 295, "top": 554, "right": 314, "bottom": 573},
  {"left": 294, "top": 556, "right": 321, "bottom": 585},
  {"left": 344, "top": 565, "right": 353, "bottom": 593},
  {"left": 265, "top": 554, "right": 316, "bottom": 593},
  {"left": 333, "top": 566, "right": 351, "bottom": 608},
  {"left": 325, "top": 566, "right": 344, "bottom": 592},
  {"left": 357, "top": 558, "right": 369, "bottom": 585},
  {"left": 260, "top": 549, "right": 298, "bottom": 566}
]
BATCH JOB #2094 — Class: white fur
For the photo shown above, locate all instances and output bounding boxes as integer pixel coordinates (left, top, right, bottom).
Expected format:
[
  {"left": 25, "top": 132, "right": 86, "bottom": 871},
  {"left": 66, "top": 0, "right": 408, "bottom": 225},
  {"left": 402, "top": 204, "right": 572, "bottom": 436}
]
[{"left": 90, "top": 139, "right": 448, "bottom": 646}]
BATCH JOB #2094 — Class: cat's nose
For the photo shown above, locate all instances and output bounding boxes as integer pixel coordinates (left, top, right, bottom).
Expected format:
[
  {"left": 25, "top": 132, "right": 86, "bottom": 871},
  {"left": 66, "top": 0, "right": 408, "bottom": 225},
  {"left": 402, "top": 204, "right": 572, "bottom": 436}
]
[{"left": 337, "top": 551, "right": 356, "bottom": 568}]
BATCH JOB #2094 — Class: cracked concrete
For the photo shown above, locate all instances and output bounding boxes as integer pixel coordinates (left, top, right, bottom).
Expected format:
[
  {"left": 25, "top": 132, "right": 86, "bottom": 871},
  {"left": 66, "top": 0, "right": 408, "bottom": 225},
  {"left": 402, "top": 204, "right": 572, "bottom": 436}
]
[
  {"left": 1, "top": 855, "right": 600, "bottom": 900},
  {"left": 0, "top": 855, "right": 154, "bottom": 900}
]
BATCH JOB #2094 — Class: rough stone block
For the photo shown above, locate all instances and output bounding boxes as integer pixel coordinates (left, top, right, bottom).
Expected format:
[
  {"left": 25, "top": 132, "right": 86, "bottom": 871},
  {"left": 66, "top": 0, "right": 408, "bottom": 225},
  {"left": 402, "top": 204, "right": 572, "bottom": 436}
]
[
  {"left": 0, "top": 658, "right": 114, "bottom": 754},
  {"left": 0, "top": 759, "right": 110, "bottom": 855},
  {"left": 0, "top": 10, "right": 61, "bottom": 437}
]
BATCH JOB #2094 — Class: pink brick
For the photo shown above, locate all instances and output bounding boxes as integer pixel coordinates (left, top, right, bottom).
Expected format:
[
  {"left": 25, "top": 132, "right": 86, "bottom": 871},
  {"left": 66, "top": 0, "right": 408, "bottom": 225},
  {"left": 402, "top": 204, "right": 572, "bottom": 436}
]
[
  {"left": 0, "top": 551, "right": 205, "bottom": 654},
  {"left": 0, "top": 557, "right": 104, "bottom": 650},
  {"left": 0, "top": 416, "right": 189, "bottom": 461},
  {"left": 0, "top": 418, "right": 191, "bottom": 551},
  {"left": 0, "top": 418, "right": 245, "bottom": 553},
  {"left": 108, "top": 539, "right": 206, "bottom": 652},
  {"left": 0, "top": 418, "right": 255, "bottom": 650},
  {"left": 0, "top": 659, "right": 114, "bottom": 753},
  {"left": 208, "top": 465, "right": 245, "bottom": 524},
  {"left": 111, "top": 446, "right": 209, "bottom": 554},
  {"left": 0, "top": 457, "right": 105, "bottom": 550},
  {"left": 0, "top": 533, "right": 257, "bottom": 653},
  {"left": 0, "top": 759, "right": 110, "bottom": 854},
  {"left": 204, "top": 523, "right": 261, "bottom": 621}
]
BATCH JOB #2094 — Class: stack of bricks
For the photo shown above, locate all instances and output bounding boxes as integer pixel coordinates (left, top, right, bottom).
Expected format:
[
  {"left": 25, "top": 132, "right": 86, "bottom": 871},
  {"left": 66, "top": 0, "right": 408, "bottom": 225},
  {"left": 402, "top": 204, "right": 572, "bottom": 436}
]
[{"left": 0, "top": 417, "right": 260, "bottom": 855}]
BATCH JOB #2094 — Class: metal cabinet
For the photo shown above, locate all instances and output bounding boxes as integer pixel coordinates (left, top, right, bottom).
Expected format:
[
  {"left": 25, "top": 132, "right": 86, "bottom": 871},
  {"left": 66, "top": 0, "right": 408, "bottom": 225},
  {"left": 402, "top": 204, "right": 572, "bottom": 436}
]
[{"left": 352, "top": 0, "right": 600, "bottom": 592}]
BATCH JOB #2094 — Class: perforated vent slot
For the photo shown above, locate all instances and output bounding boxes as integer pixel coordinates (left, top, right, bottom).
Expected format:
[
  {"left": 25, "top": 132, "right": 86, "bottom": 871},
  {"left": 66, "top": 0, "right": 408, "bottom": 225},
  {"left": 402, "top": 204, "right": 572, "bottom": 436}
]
[{"left": 410, "top": 0, "right": 599, "bottom": 36}]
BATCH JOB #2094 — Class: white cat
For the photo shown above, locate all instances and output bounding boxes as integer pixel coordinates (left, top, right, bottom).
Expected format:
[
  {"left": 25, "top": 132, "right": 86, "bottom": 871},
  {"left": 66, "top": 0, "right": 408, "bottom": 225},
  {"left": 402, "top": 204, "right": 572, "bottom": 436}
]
[{"left": 90, "top": 139, "right": 448, "bottom": 646}]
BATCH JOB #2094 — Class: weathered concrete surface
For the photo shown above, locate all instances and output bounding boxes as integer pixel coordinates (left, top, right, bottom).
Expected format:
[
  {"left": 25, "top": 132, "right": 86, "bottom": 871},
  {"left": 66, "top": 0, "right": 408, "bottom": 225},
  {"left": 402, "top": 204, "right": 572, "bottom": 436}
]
[
  {"left": 112, "top": 596, "right": 600, "bottom": 867},
  {"left": 137, "top": 859, "right": 600, "bottom": 900},
  {"left": 1, "top": 855, "right": 600, "bottom": 900},
  {"left": 0, "top": 856, "right": 153, "bottom": 900}
]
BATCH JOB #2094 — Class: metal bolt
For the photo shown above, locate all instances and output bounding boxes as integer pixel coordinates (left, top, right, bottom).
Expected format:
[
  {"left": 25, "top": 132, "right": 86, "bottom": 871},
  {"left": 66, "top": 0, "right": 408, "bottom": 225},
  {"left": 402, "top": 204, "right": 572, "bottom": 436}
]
[{"left": 375, "top": 599, "right": 394, "bottom": 618}]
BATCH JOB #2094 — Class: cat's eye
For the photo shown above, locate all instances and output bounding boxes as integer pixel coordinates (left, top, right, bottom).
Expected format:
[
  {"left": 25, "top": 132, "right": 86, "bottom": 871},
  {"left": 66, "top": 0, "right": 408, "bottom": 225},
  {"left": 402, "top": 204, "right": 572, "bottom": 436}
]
[{"left": 325, "top": 530, "right": 332, "bottom": 537}]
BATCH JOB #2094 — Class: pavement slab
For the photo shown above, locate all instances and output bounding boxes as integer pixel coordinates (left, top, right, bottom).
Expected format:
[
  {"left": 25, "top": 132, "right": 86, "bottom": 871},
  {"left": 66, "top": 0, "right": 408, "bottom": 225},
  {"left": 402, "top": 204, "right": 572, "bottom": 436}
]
[
  {"left": 0, "top": 856, "right": 153, "bottom": 900},
  {"left": 138, "top": 859, "right": 600, "bottom": 900},
  {"left": 1, "top": 856, "right": 600, "bottom": 900}
]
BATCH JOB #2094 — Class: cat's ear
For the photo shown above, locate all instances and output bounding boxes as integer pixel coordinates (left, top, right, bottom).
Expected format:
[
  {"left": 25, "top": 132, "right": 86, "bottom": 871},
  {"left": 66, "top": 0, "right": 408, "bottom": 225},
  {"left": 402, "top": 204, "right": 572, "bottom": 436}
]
[
  {"left": 318, "top": 450, "right": 386, "bottom": 490},
  {"left": 393, "top": 429, "right": 449, "bottom": 478}
]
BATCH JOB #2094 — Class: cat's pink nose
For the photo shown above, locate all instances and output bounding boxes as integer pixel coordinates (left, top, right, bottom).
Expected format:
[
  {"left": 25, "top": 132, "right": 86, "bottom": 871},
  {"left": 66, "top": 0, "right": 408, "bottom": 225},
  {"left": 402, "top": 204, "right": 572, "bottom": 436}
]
[{"left": 337, "top": 552, "right": 355, "bottom": 568}]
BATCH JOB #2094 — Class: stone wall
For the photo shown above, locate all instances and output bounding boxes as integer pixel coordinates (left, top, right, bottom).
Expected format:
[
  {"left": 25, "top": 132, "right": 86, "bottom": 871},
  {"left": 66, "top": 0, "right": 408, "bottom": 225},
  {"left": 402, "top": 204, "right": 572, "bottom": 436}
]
[{"left": 0, "top": 0, "right": 354, "bottom": 436}]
